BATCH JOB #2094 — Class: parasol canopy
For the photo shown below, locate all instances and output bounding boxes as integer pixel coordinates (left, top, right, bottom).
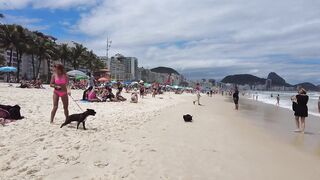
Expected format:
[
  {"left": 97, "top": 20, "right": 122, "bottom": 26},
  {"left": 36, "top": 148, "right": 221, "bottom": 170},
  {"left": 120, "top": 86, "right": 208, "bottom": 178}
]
[
  {"left": 0, "top": 66, "right": 17, "bottom": 73},
  {"left": 98, "top": 77, "right": 109, "bottom": 82},
  {"left": 67, "top": 70, "right": 86, "bottom": 77}
]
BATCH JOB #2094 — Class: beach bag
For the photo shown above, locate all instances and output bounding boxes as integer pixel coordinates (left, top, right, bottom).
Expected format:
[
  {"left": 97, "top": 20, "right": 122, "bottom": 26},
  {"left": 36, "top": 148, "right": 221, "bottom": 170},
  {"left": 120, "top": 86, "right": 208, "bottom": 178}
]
[
  {"left": 0, "top": 108, "right": 10, "bottom": 119},
  {"left": 183, "top": 114, "right": 193, "bottom": 122}
]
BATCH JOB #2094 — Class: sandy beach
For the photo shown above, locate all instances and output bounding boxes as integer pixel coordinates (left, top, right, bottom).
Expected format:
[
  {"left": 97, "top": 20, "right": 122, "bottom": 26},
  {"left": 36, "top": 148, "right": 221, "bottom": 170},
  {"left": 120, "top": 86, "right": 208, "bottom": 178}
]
[{"left": 1, "top": 84, "right": 320, "bottom": 180}]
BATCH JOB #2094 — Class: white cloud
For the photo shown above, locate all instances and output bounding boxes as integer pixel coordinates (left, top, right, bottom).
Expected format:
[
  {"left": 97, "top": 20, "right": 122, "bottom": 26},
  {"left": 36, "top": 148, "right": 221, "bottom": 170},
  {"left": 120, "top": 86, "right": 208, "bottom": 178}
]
[
  {"left": 2, "top": 15, "right": 49, "bottom": 31},
  {"left": 74, "top": 0, "right": 320, "bottom": 83},
  {"left": 2, "top": 0, "right": 320, "bottom": 83}
]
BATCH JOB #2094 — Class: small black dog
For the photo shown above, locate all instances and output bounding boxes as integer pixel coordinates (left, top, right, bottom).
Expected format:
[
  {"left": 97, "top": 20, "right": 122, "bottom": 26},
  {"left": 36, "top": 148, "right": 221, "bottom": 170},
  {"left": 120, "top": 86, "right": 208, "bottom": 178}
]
[
  {"left": 60, "top": 109, "right": 96, "bottom": 130},
  {"left": 183, "top": 114, "right": 193, "bottom": 122}
]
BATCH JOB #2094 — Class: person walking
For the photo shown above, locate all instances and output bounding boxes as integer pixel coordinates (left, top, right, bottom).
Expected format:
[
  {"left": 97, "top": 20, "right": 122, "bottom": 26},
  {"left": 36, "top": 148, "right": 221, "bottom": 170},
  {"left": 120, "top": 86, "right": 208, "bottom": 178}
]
[
  {"left": 50, "top": 64, "right": 70, "bottom": 124},
  {"left": 276, "top": 94, "right": 280, "bottom": 106},
  {"left": 293, "top": 88, "right": 309, "bottom": 133},
  {"left": 193, "top": 83, "right": 201, "bottom": 105},
  {"left": 233, "top": 87, "right": 239, "bottom": 110}
]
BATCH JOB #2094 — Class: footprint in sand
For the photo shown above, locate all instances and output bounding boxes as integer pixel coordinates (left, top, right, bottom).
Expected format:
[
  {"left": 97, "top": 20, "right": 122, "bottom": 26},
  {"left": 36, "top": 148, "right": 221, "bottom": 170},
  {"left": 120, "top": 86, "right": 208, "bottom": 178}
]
[{"left": 94, "top": 161, "right": 109, "bottom": 168}]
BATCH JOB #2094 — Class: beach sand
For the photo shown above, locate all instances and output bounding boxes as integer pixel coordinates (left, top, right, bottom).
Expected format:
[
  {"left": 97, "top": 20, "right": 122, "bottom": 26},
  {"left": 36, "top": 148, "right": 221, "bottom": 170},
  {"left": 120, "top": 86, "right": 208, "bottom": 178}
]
[{"left": 0, "top": 84, "right": 320, "bottom": 179}]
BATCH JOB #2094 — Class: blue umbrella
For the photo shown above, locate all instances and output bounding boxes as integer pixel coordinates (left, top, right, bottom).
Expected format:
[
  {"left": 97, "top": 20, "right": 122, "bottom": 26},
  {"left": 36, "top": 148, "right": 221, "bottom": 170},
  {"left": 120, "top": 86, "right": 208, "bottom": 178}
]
[{"left": 0, "top": 66, "right": 17, "bottom": 72}]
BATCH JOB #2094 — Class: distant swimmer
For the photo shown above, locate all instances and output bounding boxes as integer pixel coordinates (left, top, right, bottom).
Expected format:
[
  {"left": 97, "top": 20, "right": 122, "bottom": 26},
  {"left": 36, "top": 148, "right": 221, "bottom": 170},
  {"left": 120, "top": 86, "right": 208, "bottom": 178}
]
[
  {"left": 318, "top": 97, "right": 320, "bottom": 113},
  {"left": 276, "top": 94, "right": 280, "bottom": 106}
]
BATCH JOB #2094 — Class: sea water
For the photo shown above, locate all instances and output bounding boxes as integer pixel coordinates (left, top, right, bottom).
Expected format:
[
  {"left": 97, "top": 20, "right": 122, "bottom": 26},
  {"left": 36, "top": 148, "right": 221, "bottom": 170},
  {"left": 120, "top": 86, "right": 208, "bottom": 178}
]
[{"left": 247, "top": 91, "right": 320, "bottom": 117}]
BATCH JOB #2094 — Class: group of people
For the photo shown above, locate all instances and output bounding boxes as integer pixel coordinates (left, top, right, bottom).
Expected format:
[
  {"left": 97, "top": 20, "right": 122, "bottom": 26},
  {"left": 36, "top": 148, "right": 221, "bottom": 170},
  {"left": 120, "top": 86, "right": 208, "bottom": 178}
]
[
  {"left": 49, "top": 64, "right": 142, "bottom": 124},
  {"left": 19, "top": 79, "right": 44, "bottom": 89}
]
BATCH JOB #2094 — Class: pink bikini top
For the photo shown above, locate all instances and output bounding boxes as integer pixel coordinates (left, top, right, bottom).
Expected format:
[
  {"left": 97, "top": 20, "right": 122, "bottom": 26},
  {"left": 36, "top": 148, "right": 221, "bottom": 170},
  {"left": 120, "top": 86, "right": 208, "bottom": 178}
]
[{"left": 54, "top": 75, "right": 67, "bottom": 86}]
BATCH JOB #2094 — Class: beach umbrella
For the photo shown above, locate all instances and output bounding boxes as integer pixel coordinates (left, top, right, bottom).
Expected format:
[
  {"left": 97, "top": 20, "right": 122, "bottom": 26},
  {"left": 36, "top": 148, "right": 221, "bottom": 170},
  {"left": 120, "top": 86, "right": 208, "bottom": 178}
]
[
  {"left": 0, "top": 66, "right": 17, "bottom": 72},
  {"left": 144, "top": 83, "right": 151, "bottom": 88},
  {"left": 130, "top": 81, "right": 138, "bottom": 85},
  {"left": 67, "top": 70, "right": 86, "bottom": 77},
  {"left": 76, "top": 76, "right": 88, "bottom": 80},
  {"left": 98, "top": 77, "right": 109, "bottom": 82}
]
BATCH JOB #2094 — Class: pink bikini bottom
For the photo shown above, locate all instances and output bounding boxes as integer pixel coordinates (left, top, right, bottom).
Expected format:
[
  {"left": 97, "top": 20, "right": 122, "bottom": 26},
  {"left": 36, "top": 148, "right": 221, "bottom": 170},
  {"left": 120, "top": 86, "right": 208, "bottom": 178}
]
[{"left": 54, "top": 90, "right": 67, "bottom": 97}]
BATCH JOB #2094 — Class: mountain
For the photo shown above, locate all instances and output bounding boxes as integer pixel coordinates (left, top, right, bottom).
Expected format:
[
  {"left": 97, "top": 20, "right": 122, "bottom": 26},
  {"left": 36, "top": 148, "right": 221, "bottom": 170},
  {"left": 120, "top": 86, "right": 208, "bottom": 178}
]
[
  {"left": 295, "top": 82, "right": 320, "bottom": 91},
  {"left": 267, "top": 72, "right": 290, "bottom": 86},
  {"left": 150, "top": 67, "right": 180, "bottom": 75},
  {"left": 221, "top": 74, "right": 266, "bottom": 85}
]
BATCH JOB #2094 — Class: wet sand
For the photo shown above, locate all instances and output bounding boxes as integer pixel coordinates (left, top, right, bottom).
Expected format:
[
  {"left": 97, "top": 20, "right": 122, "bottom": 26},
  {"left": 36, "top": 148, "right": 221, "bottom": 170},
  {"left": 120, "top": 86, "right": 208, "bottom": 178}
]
[{"left": 231, "top": 96, "right": 320, "bottom": 157}]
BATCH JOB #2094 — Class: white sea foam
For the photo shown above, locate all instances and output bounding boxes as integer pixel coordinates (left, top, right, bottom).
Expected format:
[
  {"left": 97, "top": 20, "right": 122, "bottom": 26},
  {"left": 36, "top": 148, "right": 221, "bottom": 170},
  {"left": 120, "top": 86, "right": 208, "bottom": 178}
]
[{"left": 247, "top": 91, "right": 320, "bottom": 117}]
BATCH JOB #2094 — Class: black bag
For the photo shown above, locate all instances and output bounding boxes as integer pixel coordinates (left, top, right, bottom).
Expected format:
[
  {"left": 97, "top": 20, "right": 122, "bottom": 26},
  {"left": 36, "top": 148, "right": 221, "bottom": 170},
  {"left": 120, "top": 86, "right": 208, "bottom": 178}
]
[{"left": 183, "top": 114, "right": 193, "bottom": 122}]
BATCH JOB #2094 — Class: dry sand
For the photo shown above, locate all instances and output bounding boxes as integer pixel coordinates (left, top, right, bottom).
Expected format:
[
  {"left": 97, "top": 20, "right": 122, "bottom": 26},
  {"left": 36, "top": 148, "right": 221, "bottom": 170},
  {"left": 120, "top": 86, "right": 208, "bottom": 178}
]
[{"left": 0, "top": 84, "right": 319, "bottom": 180}]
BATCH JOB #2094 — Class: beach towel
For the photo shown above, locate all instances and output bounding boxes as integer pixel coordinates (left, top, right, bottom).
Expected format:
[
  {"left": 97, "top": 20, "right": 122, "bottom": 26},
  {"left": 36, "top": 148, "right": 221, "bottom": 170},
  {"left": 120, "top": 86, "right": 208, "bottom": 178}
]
[
  {"left": 0, "top": 108, "right": 10, "bottom": 119},
  {"left": 0, "top": 104, "right": 24, "bottom": 120}
]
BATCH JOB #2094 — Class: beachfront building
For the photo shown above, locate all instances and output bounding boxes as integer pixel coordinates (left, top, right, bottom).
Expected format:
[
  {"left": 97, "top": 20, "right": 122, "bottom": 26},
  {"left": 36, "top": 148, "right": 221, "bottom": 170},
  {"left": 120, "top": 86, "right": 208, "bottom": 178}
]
[
  {"left": 123, "top": 57, "right": 138, "bottom": 80},
  {"left": 102, "top": 54, "right": 138, "bottom": 81}
]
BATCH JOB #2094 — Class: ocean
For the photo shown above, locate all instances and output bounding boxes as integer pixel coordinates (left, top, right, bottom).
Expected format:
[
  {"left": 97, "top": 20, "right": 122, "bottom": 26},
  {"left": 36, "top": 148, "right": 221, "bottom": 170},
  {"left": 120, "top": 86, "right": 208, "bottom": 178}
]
[{"left": 246, "top": 91, "right": 320, "bottom": 117}]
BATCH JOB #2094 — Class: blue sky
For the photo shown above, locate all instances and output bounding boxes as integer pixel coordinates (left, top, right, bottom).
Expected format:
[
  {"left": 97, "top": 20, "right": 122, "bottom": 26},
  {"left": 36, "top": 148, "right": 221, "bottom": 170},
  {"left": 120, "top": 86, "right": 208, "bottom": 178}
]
[{"left": 1, "top": 0, "right": 320, "bottom": 84}]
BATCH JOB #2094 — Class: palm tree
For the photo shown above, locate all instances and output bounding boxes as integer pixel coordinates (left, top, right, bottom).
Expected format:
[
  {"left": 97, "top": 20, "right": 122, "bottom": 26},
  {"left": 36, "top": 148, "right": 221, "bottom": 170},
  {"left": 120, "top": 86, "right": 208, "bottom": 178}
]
[
  {"left": 82, "top": 50, "right": 104, "bottom": 72},
  {"left": 14, "top": 25, "right": 30, "bottom": 82},
  {"left": 25, "top": 31, "right": 40, "bottom": 79},
  {"left": 70, "top": 43, "right": 87, "bottom": 70},
  {"left": 58, "top": 43, "right": 71, "bottom": 66},
  {"left": 0, "top": 24, "right": 17, "bottom": 67},
  {"left": 33, "top": 32, "right": 54, "bottom": 80}
]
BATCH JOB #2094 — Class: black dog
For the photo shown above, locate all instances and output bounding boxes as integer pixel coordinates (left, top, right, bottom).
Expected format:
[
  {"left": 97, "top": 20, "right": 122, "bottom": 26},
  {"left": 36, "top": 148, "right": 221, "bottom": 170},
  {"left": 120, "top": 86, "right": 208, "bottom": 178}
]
[
  {"left": 0, "top": 104, "right": 24, "bottom": 120},
  {"left": 60, "top": 109, "right": 96, "bottom": 130},
  {"left": 183, "top": 114, "right": 193, "bottom": 122}
]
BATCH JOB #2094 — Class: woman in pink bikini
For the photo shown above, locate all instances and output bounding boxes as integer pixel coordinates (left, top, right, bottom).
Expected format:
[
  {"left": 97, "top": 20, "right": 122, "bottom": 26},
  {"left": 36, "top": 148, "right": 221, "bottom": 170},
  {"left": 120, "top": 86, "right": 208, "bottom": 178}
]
[{"left": 50, "top": 64, "right": 70, "bottom": 124}]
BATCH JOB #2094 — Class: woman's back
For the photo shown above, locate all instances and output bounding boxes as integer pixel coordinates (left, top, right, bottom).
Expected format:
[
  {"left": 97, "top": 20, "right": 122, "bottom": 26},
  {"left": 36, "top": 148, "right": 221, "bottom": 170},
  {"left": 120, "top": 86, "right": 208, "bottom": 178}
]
[{"left": 296, "top": 94, "right": 308, "bottom": 106}]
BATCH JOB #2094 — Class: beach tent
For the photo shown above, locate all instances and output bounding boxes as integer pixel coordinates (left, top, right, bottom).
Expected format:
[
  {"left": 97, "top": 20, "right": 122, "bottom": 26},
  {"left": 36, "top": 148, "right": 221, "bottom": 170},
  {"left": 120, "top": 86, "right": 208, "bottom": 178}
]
[
  {"left": 0, "top": 66, "right": 17, "bottom": 72},
  {"left": 67, "top": 70, "right": 86, "bottom": 77}
]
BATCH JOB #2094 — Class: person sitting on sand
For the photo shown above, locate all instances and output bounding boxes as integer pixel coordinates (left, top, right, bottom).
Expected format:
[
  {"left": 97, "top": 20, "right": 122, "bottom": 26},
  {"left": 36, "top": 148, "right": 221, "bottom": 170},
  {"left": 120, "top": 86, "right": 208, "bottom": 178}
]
[
  {"left": 82, "top": 86, "right": 92, "bottom": 101},
  {"left": 131, "top": 88, "right": 139, "bottom": 103},
  {"left": 116, "top": 89, "right": 127, "bottom": 102},
  {"left": 105, "top": 86, "right": 117, "bottom": 102},
  {"left": 88, "top": 88, "right": 102, "bottom": 102}
]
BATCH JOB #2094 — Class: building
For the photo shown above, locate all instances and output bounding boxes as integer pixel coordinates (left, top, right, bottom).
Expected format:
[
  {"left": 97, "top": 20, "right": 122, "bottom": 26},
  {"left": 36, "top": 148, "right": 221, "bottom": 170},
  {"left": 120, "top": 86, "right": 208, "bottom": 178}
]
[
  {"left": 123, "top": 57, "right": 138, "bottom": 80},
  {"left": 101, "top": 54, "right": 138, "bottom": 81}
]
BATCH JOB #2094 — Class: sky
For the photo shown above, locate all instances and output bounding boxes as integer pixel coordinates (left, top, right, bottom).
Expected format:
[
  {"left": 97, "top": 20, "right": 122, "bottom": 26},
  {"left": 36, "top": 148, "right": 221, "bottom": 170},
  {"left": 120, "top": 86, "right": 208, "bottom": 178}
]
[{"left": 1, "top": 0, "right": 320, "bottom": 84}]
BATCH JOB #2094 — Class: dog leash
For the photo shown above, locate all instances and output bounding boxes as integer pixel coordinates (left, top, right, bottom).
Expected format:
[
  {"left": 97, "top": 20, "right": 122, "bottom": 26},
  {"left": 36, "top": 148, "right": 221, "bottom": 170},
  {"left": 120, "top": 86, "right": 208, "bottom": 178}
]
[{"left": 69, "top": 95, "right": 85, "bottom": 112}]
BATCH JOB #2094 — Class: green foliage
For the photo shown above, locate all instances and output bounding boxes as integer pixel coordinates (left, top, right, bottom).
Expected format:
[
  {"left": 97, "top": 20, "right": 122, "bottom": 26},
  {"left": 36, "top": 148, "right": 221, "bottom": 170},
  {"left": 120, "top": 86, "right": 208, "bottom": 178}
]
[{"left": 0, "top": 23, "right": 105, "bottom": 82}]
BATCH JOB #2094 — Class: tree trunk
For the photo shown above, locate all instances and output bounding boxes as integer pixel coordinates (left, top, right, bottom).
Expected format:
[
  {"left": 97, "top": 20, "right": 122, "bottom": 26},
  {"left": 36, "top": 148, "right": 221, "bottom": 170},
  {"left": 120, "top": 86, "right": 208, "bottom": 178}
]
[
  {"left": 8, "top": 49, "right": 13, "bottom": 66},
  {"left": 47, "top": 58, "right": 51, "bottom": 83},
  {"left": 31, "top": 53, "right": 36, "bottom": 79},
  {"left": 36, "top": 56, "right": 42, "bottom": 79},
  {"left": 7, "top": 49, "right": 13, "bottom": 82},
  {"left": 16, "top": 51, "right": 22, "bottom": 82}
]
